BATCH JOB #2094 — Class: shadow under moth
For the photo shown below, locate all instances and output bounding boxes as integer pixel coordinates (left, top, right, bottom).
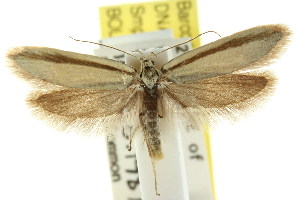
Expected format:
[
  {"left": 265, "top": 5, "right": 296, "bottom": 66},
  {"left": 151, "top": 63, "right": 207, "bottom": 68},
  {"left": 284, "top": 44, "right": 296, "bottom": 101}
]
[{"left": 7, "top": 24, "right": 290, "bottom": 194}]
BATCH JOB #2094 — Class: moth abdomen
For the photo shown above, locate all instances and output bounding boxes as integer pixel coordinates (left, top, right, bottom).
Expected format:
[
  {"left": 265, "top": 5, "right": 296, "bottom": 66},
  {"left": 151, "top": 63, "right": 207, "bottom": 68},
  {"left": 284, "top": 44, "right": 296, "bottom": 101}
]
[{"left": 140, "top": 86, "right": 163, "bottom": 160}]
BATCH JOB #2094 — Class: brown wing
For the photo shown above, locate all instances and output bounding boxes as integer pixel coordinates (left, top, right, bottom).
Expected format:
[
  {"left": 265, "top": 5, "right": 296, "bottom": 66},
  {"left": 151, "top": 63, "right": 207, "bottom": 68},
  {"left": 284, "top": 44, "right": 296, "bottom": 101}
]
[
  {"left": 163, "top": 73, "right": 275, "bottom": 117},
  {"left": 29, "top": 87, "right": 138, "bottom": 117},
  {"left": 27, "top": 87, "right": 140, "bottom": 133}
]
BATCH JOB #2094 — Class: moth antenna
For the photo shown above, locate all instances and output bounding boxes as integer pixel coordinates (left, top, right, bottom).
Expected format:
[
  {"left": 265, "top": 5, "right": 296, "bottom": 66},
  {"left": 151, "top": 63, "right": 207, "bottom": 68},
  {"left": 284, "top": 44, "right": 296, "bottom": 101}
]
[
  {"left": 154, "top": 31, "right": 222, "bottom": 56},
  {"left": 69, "top": 36, "right": 139, "bottom": 59},
  {"left": 136, "top": 50, "right": 146, "bottom": 60},
  {"left": 149, "top": 52, "right": 157, "bottom": 60}
]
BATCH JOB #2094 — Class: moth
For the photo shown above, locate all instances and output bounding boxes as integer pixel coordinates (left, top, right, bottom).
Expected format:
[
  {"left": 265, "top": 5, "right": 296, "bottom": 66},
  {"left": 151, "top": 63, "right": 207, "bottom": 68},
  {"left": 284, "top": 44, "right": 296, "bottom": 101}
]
[{"left": 7, "top": 24, "right": 290, "bottom": 162}]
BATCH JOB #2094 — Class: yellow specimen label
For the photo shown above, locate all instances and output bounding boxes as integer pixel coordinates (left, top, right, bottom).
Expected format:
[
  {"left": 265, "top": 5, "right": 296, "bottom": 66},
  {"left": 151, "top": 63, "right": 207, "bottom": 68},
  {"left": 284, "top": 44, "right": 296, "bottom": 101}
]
[{"left": 99, "top": 0, "right": 200, "bottom": 48}]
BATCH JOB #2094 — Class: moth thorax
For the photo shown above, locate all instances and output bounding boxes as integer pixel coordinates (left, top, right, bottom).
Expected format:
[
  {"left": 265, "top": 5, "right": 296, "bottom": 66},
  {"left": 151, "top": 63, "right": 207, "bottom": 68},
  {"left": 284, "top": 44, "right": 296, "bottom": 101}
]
[{"left": 140, "top": 59, "right": 159, "bottom": 89}]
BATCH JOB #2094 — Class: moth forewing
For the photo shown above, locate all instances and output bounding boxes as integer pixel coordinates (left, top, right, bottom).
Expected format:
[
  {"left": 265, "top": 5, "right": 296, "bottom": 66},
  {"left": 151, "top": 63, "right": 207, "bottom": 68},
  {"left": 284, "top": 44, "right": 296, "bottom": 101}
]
[
  {"left": 161, "top": 24, "right": 291, "bottom": 84},
  {"left": 7, "top": 46, "right": 135, "bottom": 90}
]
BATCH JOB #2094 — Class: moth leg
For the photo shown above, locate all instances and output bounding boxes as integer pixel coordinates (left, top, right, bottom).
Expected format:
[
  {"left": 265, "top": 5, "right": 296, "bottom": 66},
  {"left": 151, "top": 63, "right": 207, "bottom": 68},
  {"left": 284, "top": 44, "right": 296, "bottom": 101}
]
[
  {"left": 122, "top": 125, "right": 136, "bottom": 151},
  {"left": 151, "top": 160, "right": 160, "bottom": 196},
  {"left": 157, "top": 97, "right": 164, "bottom": 118},
  {"left": 128, "top": 126, "right": 139, "bottom": 151},
  {"left": 139, "top": 112, "right": 147, "bottom": 145}
]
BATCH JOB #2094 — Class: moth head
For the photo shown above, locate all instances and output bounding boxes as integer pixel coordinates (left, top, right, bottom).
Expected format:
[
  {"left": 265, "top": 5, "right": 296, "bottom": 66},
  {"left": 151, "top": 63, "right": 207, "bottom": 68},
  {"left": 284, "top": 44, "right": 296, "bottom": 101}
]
[{"left": 140, "top": 59, "right": 160, "bottom": 89}]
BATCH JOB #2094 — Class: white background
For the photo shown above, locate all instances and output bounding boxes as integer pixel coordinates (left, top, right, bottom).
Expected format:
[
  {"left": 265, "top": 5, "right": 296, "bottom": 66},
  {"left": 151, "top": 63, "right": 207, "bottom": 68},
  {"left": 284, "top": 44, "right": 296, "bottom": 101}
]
[{"left": 0, "top": 0, "right": 299, "bottom": 200}]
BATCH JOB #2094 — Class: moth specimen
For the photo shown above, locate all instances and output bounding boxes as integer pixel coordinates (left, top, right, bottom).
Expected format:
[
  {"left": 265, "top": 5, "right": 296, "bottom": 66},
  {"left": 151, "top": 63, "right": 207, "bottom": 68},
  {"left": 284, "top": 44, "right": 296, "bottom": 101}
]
[{"left": 7, "top": 24, "right": 290, "bottom": 162}]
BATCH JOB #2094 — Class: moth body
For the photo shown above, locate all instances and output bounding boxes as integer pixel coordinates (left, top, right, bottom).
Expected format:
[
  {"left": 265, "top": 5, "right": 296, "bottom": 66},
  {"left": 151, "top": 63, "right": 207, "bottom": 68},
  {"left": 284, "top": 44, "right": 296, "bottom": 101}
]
[
  {"left": 140, "top": 84, "right": 162, "bottom": 160},
  {"left": 139, "top": 59, "right": 163, "bottom": 160}
]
